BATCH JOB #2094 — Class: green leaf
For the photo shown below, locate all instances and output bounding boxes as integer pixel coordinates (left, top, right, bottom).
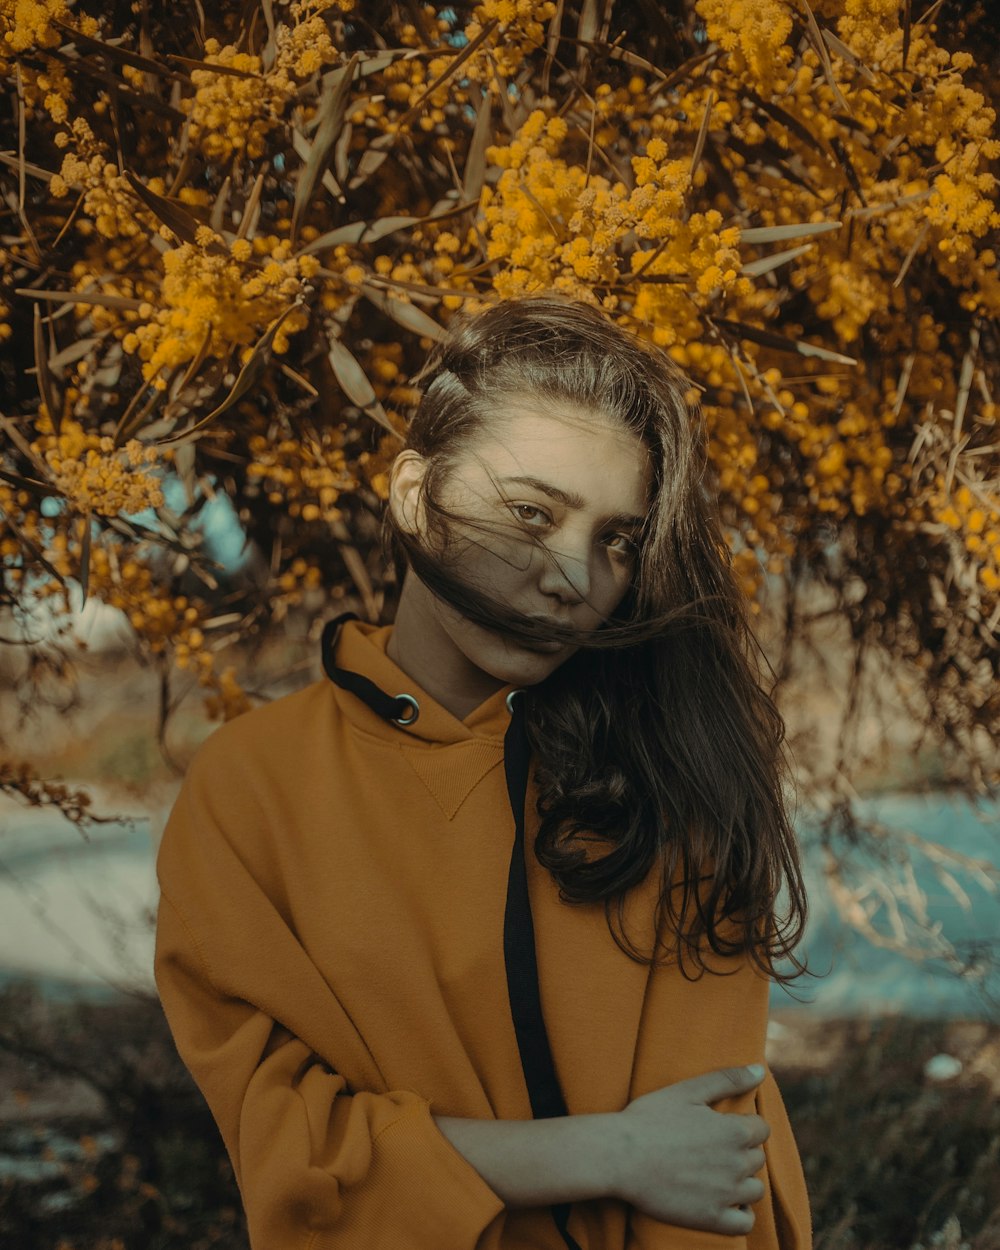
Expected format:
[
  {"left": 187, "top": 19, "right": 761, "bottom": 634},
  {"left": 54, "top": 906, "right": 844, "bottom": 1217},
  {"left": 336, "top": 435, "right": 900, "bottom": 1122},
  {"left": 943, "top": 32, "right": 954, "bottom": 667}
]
[
  {"left": 49, "top": 334, "right": 104, "bottom": 370},
  {"left": 291, "top": 53, "right": 361, "bottom": 245},
  {"left": 112, "top": 374, "right": 168, "bottom": 448},
  {"left": 235, "top": 171, "right": 266, "bottom": 241},
  {"left": 690, "top": 89, "right": 715, "bottom": 182},
  {"left": 53, "top": 19, "right": 186, "bottom": 80},
  {"left": 0, "top": 465, "right": 55, "bottom": 496}
]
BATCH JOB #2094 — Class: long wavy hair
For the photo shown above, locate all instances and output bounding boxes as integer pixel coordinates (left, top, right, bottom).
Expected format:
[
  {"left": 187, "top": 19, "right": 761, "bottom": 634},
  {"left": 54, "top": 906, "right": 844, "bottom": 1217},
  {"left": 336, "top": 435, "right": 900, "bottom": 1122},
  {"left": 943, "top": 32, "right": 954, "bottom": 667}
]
[{"left": 381, "top": 293, "right": 812, "bottom": 989}]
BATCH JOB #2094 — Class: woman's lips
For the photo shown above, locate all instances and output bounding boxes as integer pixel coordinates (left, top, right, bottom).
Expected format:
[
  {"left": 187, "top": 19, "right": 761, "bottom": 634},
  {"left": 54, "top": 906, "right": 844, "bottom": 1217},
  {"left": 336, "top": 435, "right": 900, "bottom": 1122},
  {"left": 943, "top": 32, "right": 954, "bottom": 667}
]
[
  {"left": 517, "top": 636, "right": 565, "bottom": 653},
  {"left": 516, "top": 620, "right": 571, "bottom": 653}
]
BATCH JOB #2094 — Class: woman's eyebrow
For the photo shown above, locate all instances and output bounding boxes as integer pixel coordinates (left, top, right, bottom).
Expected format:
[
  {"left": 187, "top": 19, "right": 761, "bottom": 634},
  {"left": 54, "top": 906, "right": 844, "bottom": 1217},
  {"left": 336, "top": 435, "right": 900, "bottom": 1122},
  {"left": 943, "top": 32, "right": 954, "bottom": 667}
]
[{"left": 500, "top": 475, "right": 645, "bottom": 528}]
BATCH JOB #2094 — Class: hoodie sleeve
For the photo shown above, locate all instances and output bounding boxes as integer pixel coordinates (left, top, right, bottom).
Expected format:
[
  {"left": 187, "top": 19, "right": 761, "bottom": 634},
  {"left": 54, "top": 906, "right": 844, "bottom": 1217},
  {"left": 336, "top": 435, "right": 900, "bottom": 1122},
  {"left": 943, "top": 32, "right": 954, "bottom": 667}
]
[
  {"left": 153, "top": 742, "right": 505, "bottom": 1250},
  {"left": 621, "top": 921, "right": 812, "bottom": 1250}
]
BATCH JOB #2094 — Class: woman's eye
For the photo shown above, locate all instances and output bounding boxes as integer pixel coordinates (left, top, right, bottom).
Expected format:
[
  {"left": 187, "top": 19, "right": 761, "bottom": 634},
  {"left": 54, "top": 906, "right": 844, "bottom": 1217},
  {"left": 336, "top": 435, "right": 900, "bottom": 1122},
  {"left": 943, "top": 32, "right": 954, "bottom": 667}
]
[
  {"left": 605, "top": 532, "right": 638, "bottom": 556},
  {"left": 510, "top": 503, "right": 551, "bottom": 526}
]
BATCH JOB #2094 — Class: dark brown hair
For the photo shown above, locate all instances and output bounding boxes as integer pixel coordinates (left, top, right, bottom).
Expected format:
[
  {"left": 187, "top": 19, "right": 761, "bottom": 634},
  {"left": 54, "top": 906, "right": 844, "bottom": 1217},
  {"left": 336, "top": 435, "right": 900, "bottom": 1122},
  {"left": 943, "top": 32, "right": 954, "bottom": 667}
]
[{"left": 382, "top": 293, "right": 812, "bottom": 990}]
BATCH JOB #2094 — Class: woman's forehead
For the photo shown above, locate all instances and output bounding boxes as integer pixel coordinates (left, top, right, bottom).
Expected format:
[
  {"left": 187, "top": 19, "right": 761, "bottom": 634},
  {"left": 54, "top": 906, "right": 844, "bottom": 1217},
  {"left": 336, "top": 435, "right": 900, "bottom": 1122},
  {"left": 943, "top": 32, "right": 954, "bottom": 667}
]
[
  {"left": 472, "top": 396, "right": 645, "bottom": 450},
  {"left": 454, "top": 401, "right": 653, "bottom": 509}
]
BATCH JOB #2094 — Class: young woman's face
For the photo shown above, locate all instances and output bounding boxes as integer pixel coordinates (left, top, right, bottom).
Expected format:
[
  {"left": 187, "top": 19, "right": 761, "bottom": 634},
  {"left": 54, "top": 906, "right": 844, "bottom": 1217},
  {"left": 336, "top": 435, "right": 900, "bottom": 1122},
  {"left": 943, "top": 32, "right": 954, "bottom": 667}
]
[{"left": 392, "top": 398, "right": 653, "bottom": 693}]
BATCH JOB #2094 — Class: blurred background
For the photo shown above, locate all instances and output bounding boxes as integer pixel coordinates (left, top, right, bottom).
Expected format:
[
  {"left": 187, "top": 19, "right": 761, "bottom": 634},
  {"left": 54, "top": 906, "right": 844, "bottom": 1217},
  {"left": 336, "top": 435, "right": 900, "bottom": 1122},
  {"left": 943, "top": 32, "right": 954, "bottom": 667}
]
[{"left": 2, "top": 0, "right": 999, "bottom": 1247}]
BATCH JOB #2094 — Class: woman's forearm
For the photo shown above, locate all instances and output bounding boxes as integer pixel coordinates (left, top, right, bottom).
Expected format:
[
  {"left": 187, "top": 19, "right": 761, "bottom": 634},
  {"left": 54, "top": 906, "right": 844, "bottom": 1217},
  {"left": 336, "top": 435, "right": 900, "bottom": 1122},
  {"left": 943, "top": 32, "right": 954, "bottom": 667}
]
[{"left": 432, "top": 1111, "right": 623, "bottom": 1208}]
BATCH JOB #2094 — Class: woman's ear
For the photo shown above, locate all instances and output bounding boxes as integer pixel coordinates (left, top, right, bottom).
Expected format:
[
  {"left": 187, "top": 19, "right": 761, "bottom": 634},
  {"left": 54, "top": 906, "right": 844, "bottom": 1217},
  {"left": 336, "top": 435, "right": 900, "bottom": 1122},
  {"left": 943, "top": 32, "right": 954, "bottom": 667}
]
[{"left": 388, "top": 449, "right": 428, "bottom": 536}]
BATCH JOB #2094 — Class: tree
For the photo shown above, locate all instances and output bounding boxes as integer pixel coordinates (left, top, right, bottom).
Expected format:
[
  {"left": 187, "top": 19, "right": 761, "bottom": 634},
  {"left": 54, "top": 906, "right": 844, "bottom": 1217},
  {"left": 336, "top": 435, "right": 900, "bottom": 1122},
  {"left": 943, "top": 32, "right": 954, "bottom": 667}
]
[{"left": 2, "top": 0, "right": 998, "bottom": 984}]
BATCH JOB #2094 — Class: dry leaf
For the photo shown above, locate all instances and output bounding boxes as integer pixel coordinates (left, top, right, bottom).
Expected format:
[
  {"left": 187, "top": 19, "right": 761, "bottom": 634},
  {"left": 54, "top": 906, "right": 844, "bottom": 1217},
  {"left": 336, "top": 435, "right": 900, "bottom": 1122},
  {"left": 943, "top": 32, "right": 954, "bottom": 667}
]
[
  {"left": 362, "top": 285, "right": 447, "bottom": 341},
  {"left": 159, "top": 305, "right": 302, "bottom": 447},
  {"left": 327, "top": 334, "right": 399, "bottom": 437},
  {"left": 740, "top": 221, "right": 842, "bottom": 244},
  {"left": 33, "top": 304, "right": 62, "bottom": 438},
  {"left": 714, "top": 316, "right": 858, "bottom": 366},
  {"left": 741, "top": 243, "right": 815, "bottom": 277},
  {"left": 462, "top": 86, "right": 493, "bottom": 206},
  {"left": 16, "top": 287, "right": 145, "bottom": 312},
  {"left": 124, "top": 170, "right": 223, "bottom": 248}
]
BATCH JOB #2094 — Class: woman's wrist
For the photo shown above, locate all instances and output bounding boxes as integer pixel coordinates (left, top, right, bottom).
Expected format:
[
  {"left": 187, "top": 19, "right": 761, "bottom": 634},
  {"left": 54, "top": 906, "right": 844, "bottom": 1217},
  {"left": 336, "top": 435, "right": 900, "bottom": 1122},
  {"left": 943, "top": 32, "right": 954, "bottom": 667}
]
[{"left": 432, "top": 1109, "right": 626, "bottom": 1208}]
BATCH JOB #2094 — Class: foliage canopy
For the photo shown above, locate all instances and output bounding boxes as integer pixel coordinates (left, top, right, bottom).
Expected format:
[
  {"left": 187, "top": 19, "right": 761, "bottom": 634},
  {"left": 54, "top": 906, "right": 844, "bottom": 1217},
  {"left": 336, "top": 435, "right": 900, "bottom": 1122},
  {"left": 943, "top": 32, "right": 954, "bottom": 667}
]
[{"left": 2, "top": 0, "right": 998, "bottom": 821}]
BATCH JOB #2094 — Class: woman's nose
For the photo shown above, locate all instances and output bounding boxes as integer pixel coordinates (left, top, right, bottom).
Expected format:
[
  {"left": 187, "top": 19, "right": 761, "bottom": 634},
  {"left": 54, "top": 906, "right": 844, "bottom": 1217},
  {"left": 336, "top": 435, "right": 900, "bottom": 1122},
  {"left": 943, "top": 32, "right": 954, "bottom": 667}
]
[{"left": 536, "top": 542, "right": 591, "bottom": 604}]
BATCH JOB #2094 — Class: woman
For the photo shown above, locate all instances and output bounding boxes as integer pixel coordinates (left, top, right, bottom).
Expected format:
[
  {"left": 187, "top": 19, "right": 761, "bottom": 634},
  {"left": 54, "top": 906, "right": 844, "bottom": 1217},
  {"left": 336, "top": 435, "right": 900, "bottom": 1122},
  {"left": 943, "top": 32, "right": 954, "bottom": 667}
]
[{"left": 154, "top": 293, "right": 814, "bottom": 1250}]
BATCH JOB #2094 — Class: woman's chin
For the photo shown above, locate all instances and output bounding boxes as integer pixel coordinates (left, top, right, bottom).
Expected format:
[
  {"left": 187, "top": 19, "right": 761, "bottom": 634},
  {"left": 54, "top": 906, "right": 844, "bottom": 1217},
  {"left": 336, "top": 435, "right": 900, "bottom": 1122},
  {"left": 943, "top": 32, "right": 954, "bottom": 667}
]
[{"left": 473, "top": 636, "right": 573, "bottom": 686}]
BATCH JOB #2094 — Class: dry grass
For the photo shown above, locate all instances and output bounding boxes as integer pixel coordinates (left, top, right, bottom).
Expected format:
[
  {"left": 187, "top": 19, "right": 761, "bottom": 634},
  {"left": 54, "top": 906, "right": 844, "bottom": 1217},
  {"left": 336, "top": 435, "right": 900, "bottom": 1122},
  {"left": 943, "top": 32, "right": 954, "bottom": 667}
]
[{"left": 0, "top": 986, "right": 998, "bottom": 1250}]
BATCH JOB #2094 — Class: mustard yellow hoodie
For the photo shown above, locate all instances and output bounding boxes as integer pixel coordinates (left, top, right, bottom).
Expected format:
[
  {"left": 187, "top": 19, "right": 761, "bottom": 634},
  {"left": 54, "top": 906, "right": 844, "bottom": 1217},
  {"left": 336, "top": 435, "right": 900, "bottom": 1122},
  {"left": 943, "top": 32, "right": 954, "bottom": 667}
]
[{"left": 154, "top": 617, "right": 812, "bottom": 1250}]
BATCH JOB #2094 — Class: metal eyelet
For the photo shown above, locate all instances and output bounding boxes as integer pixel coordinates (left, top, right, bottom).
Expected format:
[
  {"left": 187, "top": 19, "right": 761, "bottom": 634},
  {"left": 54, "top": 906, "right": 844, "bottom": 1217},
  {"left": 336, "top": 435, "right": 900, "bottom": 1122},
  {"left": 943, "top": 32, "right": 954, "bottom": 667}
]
[
  {"left": 505, "top": 688, "right": 524, "bottom": 713},
  {"left": 391, "top": 693, "right": 420, "bottom": 726}
]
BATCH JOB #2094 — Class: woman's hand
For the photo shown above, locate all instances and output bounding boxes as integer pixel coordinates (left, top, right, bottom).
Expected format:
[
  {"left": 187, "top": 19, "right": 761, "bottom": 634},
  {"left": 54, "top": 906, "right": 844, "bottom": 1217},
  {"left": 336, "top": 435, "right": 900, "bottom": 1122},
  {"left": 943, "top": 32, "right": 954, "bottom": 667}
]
[{"left": 610, "top": 1065, "right": 770, "bottom": 1236}]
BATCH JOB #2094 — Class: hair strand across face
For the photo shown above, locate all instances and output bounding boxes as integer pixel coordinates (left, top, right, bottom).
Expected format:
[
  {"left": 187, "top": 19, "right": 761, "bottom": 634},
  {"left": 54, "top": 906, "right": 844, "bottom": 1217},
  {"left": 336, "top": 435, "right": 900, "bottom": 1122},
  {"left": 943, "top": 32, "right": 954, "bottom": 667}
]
[{"left": 382, "top": 293, "right": 812, "bottom": 990}]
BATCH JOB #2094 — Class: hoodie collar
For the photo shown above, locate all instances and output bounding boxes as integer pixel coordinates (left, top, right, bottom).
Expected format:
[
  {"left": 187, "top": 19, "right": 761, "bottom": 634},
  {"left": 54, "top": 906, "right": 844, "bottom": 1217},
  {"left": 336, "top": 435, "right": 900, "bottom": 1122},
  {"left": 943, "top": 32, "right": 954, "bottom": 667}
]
[{"left": 327, "top": 617, "right": 517, "bottom": 746}]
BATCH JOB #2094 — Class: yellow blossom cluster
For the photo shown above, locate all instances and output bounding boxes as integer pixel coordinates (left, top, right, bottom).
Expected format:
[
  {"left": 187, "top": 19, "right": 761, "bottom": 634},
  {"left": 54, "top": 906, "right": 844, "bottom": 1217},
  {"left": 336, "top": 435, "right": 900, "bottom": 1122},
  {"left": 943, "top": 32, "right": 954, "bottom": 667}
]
[
  {"left": 695, "top": 0, "right": 794, "bottom": 83},
  {"left": 274, "top": 555, "right": 325, "bottom": 606},
  {"left": 929, "top": 480, "right": 1000, "bottom": 596},
  {"left": 569, "top": 0, "right": 986, "bottom": 599},
  {"left": 181, "top": 43, "right": 277, "bottom": 162},
  {"left": 89, "top": 543, "right": 254, "bottom": 722},
  {"left": 927, "top": 172, "right": 1000, "bottom": 261},
  {"left": 32, "top": 417, "right": 165, "bottom": 518},
  {"left": 276, "top": 0, "right": 354, "bottom": 75},
  {"left": 14, "top": 524, "right": 253, "bottom": 724},
  {"left": 4, "top": 0, "right": 1000, "bottom": 776},
  {"left": 122, "top": 229, "right": 317, "bottom": 386},
  {"left": 96, "top": 552, "right": 207, "bottom": 656},
  {"left": 351, "top": 2, "right": 554, "bottom": 142},
  {"left": 463, "top": 0, "right": 557, "bottom": 89},
  {"left": 694, "top": 22, "right": 1000, "bottom": 336},
  {"left": 182, "top": 2, "right": 353, "bottom": 162},
  {"left": 202, "top": 664, "right": 253, "bottom": 722},
  {"left": 481, "top": 112, "right": 749, "bottom": 324},
  {"left": 48, "top": 118, "right": 143, "bottom": 240},
  {"left": 374, "top": 22, "right": 453, "bottom": 136},
  {"left": 245, "top": 428, "right": 357, "bottom": 523},
  {"left": 0, "top": 0, "right": 98, "bottom": 122},
  {"left": 837, "top": 0, "right": 914, "bottom": 61},
  {"left": 101, "top": 569, "right": 257, "bottom": 723},
  {"left": 588, "top": 76, "right": 667, "bottom": 148},
  {"left": 1, "top": 0, "right": 68, "bottom": 53},
  {"left": 280, "top": 0, "right": 354, "bottom": 13}
]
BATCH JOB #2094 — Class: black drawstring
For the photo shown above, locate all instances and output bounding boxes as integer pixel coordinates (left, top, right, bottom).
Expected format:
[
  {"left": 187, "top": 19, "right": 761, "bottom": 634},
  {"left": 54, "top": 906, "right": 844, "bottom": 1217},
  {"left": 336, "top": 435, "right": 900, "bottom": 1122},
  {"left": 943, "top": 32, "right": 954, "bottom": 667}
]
[
  {"left": 323, "top": 615, "right": 583, "bottom": 1250},
  {"left": 322, "top": 612, "right": 420, "bottom": 724},
  {"left": 503, "top": 691, "right": 584, "bottom": 1250}
]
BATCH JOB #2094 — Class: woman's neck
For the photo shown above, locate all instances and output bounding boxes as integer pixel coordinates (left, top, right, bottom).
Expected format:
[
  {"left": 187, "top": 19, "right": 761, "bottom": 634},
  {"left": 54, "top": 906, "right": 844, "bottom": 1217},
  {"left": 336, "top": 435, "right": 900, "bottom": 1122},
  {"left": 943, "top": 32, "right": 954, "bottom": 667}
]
[{"left": 385, "top": 573, "right": 506, "bottom": 721}]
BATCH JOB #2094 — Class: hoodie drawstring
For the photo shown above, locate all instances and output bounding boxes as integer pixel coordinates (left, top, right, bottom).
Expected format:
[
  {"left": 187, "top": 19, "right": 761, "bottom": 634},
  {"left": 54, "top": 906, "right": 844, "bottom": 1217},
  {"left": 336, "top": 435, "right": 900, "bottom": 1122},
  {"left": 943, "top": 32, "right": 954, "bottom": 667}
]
[{"left": 322, "top": 612, "right": 583, "bottom": 1250}]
